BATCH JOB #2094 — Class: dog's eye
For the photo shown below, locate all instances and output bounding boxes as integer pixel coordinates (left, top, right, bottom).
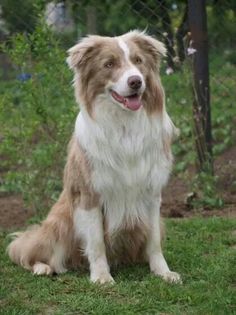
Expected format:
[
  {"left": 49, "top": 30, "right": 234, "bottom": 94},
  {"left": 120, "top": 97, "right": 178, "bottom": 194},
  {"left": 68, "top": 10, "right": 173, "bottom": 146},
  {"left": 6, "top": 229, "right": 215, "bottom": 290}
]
[
  {"left": 104, "top": 61, "right": 114, "bottom": 68},
  {"left": 135, "top": 57, "right": 142, "bottom": 64}
]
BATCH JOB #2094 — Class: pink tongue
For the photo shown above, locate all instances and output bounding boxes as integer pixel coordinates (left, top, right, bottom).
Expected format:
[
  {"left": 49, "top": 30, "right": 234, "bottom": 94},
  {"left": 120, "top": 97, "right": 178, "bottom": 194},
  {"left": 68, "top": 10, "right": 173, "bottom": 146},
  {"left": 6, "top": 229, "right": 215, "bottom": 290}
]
[{"left": 124, "top": 95, "right": 142, "bottom": 111}]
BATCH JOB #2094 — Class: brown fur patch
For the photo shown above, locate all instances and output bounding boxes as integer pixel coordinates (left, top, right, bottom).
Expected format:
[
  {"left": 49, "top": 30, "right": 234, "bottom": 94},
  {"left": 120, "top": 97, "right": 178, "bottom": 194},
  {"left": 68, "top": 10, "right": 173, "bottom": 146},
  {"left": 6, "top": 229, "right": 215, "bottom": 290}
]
[
  {"left": 105, "top": 223, "right": 149, "bottom": 266},
  {"left": 104, "top": 218, "right": 165, "bottom": 266},
  {"left": 142, "top": 75, "right": 164, "bottom": 115},
  {"left": 64, "top": 135, "right": 100, "bottom": 210},
  {"left": 68, "top": 36, "right": 127, "bottom": 116},
  {"left": 125, "top": 33, "right": 166, "bottom": 114},
  {"left": 127, "top": 32, "right": 166, "bottom": 70}
]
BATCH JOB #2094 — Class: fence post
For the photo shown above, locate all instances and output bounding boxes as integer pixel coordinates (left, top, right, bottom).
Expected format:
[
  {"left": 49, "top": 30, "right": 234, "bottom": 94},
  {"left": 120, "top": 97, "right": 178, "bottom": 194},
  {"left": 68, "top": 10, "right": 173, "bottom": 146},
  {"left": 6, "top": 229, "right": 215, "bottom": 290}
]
[{"left": 188, "top": 0, "right": 213, "bottom": 173}]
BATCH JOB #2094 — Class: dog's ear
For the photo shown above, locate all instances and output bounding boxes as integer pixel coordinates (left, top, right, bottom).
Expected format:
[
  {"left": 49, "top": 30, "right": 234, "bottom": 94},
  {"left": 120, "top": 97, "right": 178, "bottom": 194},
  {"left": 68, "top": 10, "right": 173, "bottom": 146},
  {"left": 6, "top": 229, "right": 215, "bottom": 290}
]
[
  {"left": 67, "top": 36, "right": 102, "bottom": 70},
  {"left": 127, "top": 30, "right": 166, "bottom": 69},
  {"left": 127, "top": 31, "right": 166, "bottom": 113},
  {"left": 142, "top": 74, "right": 165, "bottom": 114}
]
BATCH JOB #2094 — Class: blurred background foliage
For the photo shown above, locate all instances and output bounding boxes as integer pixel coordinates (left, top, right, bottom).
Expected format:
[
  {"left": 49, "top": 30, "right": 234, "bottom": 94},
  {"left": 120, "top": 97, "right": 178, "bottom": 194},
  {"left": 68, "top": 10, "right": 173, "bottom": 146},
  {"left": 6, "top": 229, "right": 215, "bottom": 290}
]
[{"left": 0, "top": 0, "right": 235, "bottom": 213}]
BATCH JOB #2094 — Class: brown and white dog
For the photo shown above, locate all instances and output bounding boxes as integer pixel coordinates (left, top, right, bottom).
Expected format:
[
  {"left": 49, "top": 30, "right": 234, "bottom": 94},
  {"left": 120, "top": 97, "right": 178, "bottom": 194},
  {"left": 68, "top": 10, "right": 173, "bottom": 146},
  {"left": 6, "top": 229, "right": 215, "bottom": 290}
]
[{"left": 8, "top": 30, "right": 181, "bottom": 284}]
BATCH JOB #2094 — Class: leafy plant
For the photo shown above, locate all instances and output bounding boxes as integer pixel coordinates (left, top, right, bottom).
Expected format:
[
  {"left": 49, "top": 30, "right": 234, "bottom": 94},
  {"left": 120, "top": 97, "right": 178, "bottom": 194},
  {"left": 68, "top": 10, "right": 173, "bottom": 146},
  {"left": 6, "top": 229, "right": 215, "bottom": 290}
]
[
  {"left": 191, "top": 172, "right": 224, "bottom": 209},
  {"left": 0, "top": 23, "right": 76, "bottom": 213}
]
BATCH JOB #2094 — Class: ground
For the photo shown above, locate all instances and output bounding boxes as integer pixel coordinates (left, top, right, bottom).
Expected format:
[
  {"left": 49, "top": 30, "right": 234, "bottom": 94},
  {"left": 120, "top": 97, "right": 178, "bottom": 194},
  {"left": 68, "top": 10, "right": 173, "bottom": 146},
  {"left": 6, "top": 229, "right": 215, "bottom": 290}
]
[
  {"left": 1, "top": 217, "right": 235, "bottom": 314},
  {"left": 162, "top": 144, "right": 236, "bottom": 219},
  {"left": 0, "top": 144, "right": 235, "bottom": 230}
]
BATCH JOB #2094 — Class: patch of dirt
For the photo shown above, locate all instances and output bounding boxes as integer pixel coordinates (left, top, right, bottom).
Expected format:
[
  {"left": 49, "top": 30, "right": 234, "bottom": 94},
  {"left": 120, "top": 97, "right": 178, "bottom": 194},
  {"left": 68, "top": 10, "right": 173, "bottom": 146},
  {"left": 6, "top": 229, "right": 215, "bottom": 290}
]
[
  {"left": 0, "top": 193, "right": 33, "bottom": 229},
  {"left": 215, "top": 145, "right": 236, "bottom": 204},
  {"left": 0, "top": 145, "right": 235, "bottom": 230},
  {"left": 162, "top": 144, "right": 236, "bottom": 218}
]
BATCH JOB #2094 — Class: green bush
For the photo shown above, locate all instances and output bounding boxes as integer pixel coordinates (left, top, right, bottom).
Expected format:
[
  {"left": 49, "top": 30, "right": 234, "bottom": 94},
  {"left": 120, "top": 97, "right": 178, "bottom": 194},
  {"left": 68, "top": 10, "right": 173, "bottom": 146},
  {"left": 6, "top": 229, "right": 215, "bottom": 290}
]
[
  {"left": 0, "top": 24, "right": 76, "bottom": 213},
  {"left": 1, "top": 19, "right": 236, "bottom": 213}
]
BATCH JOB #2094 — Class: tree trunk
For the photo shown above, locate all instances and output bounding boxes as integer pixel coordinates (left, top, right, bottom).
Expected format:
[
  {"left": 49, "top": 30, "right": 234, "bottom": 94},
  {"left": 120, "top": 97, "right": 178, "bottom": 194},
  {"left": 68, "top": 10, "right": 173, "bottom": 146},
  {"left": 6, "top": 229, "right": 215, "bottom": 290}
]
[
  {"left": 176, "top": 3, "right": 189, "bottom": 63},
  {"left": 188, "top": 0, "right": 213, "bottom": 173}
]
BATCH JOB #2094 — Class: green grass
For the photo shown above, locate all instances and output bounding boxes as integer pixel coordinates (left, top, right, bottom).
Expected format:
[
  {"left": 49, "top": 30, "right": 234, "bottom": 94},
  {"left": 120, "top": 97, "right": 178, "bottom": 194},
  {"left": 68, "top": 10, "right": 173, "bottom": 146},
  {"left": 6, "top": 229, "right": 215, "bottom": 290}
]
[{"left": 1, "top": 217, "right": 236, "bottom": 315}]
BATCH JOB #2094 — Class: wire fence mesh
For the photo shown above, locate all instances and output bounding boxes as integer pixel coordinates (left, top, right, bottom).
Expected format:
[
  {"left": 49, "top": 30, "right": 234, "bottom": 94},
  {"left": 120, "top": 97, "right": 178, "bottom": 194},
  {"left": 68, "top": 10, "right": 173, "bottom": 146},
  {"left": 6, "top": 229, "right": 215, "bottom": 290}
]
[
  {"left": 1, "top": 1, "right": 235, "bottom": 81},
  {"left": 0, "top": 0, "right": 235, "bottom": 159}
]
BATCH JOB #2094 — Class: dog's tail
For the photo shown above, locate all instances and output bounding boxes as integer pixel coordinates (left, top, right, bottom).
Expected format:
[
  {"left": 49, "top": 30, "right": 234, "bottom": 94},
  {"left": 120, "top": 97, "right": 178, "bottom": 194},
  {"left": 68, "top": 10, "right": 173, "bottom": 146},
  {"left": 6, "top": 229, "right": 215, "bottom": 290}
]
[
  {"left": 7, "top": 196, "right": 74, "bottom": 275},
  {"left": 7, "top": 224, "right": 53, "bottom": 274},
  {"left": 7, "top": 192, "right": 74, "bottom": 275},
  {"left": 7, "top": 220, "right": 70, "bottom": 275}
]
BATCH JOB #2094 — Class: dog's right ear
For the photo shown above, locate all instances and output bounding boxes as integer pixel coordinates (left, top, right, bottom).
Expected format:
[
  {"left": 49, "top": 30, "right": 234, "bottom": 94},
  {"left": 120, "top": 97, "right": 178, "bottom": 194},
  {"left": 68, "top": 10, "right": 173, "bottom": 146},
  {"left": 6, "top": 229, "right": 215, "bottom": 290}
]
[{"left": 66, "top": 36, "right": 101, "bottom": 70}]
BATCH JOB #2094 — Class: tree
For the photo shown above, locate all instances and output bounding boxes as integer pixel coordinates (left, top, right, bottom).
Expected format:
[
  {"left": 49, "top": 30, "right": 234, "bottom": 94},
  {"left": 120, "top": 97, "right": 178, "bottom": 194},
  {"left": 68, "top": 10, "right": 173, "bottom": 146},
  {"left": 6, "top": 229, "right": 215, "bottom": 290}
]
[{"left": 1, "top": 0, "right": 39, "bottom": 34}]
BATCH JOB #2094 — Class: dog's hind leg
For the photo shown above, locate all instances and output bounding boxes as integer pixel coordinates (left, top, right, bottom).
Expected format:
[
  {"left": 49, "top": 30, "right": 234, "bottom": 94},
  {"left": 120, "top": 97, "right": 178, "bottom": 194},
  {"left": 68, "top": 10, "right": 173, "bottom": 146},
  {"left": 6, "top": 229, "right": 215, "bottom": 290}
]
[
  {"left": 32, "top": 244, "right": 67, "bottom": 275},
  {"left": 8, "top": 226, "right": 68, "bottom": 276},
  {"left": 8, "top": 193, "right": 72, "bottom": 276}
]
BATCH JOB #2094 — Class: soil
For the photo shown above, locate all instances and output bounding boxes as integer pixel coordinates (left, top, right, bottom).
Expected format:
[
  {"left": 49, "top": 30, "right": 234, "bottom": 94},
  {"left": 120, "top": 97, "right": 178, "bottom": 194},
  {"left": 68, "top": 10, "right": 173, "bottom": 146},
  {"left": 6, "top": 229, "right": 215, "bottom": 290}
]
[
  {"left": 0, "top": 145, "right": 235, "bottom": 230},
  {"left": 162, "top": 145, "right": 236, "bottom": 218},
  {"left": 0, "top": 193, "right": 33, "bottom": 229}
]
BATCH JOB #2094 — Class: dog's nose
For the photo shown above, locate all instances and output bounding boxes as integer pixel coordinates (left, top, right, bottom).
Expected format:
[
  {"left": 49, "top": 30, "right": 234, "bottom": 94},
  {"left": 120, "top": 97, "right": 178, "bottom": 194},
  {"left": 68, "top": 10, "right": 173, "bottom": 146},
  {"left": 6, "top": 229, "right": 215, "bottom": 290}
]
[{"left": 128, "top": 75, "right": 142, "bottom": 90}]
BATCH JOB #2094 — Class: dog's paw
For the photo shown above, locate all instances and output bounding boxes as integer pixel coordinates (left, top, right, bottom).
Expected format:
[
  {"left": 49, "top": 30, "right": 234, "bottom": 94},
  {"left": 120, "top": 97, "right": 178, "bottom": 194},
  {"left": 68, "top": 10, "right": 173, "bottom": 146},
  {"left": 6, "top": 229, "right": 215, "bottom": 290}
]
[
  {"left": 33, "top": 262, "right": 52, "bottom": 275},
  {"left": 90, "top": 271, "right": 115, "bottom": 285},
  {"left": 159, "top": 271, "right": 182, "bottom": 284}
]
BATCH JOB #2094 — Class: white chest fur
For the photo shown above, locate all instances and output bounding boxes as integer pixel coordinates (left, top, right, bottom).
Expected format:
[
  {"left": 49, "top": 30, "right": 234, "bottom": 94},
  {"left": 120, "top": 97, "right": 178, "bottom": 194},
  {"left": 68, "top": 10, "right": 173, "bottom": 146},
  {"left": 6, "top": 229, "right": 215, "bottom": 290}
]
[{"left": 75, "top": 102, "right": 173, "bottom": 233}]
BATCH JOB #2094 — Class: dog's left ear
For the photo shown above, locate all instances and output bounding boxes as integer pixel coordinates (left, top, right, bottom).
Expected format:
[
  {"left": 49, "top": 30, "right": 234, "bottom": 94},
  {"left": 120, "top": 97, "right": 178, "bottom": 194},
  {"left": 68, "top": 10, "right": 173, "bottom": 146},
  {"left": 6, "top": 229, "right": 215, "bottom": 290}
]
[
  {"left": 128, "top": 30, "right": 166, "bottom": 69},
  {"left": 67, "top": 36, "right": 101, "bottom": 71},
  {"left": 66, "top": 42, "right": 84, "bottom": 70}
]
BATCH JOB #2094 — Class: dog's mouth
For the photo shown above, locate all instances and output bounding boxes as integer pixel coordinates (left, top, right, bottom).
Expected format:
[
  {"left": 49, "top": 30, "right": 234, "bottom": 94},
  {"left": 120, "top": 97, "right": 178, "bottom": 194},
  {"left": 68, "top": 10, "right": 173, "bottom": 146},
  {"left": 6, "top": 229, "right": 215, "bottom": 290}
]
[{"left": 110, "top": 90, "right": 143, "bottom": 111}]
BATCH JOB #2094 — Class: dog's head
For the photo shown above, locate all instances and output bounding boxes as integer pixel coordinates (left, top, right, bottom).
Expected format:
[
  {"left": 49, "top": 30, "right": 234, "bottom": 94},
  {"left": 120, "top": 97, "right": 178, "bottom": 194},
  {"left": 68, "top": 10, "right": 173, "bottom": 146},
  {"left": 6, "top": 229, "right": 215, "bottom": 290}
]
[{"left": 67, "top": 30, "right": 166, "bottom": 116}]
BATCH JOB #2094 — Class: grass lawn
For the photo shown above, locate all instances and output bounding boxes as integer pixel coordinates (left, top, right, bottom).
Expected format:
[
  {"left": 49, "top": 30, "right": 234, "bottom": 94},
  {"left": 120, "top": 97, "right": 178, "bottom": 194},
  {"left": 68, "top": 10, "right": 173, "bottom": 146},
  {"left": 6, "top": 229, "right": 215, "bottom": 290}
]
[{"left": 1, "top": 217, "right": 235, "bottom": 315}]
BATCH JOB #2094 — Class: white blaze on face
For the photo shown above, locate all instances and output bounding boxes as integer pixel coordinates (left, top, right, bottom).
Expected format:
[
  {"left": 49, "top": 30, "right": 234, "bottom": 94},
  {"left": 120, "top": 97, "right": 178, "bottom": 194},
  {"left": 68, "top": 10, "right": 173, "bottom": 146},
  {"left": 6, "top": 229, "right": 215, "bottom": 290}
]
[
  {"left": 117, "top": 38, "right": 130, "bottom": 61},
  {"left": 107, "top": 38, "right": 146, "bottom": 112},
  {"left": 112, "top": 38, "right": 145, "bottom": 97}
]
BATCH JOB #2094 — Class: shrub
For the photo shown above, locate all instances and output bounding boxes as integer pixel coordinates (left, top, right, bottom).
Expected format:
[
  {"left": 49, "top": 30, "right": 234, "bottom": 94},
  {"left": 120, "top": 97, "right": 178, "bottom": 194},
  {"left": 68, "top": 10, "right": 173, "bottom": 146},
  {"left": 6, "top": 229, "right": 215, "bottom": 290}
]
[{"left": 0, "top": 23, "right": 76, "bottom": 213}]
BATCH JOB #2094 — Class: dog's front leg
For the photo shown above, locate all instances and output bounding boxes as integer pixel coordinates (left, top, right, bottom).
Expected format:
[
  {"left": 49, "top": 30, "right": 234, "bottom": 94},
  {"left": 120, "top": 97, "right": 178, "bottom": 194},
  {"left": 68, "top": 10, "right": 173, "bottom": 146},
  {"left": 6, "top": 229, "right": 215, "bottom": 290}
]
[
  {"left": 74, "top": 207, "right": 114, "bottom": 284},
  {"left": 146, "top": 197, "right": 182, "bottom": 283}
]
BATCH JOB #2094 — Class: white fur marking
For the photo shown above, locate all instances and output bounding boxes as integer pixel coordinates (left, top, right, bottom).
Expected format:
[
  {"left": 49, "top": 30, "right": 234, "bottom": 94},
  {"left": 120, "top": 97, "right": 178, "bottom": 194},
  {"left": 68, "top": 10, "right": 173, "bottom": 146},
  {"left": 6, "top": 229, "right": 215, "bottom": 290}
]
[
  {"left": 117, "top": 38, "right": 130, "bottom": 61},
  {"left": 73, "top": 207, "right": 114, "bottom": 284},
  {"left": 76, "top": 106, "right": 173, "bottom": 234},
  {"left": 112, "top": 38, "right": 145, "bottom": 99},
  {"left": 111, "top": 67, "right": 145, "bottom": 100}
]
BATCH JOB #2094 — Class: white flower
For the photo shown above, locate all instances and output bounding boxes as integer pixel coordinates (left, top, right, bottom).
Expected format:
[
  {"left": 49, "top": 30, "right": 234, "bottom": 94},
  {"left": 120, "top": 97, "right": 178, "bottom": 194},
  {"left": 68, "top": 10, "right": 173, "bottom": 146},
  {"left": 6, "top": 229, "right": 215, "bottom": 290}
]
[
  {"left": 173, "top": 56, "right": 180, "bottom": 63},
  {"left": 166, "top": 67, "right": 174, "bottom": 75},
  {"left": 172, "top": 3, "right": 178, "bottom": 10},
  {"left": 187, "top": 47, "right": 197, "bottom": 56}
]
